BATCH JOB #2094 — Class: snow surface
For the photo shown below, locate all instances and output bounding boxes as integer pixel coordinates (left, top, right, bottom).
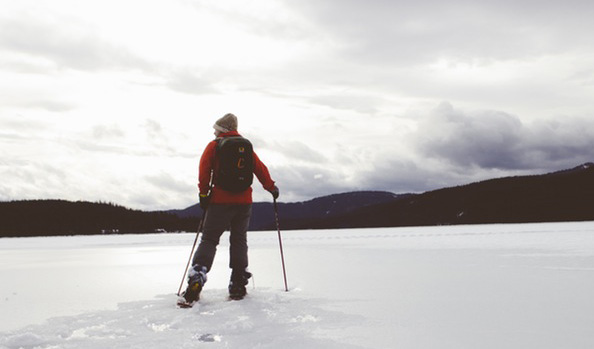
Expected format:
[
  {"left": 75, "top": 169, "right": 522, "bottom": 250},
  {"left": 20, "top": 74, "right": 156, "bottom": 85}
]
[{"left": 2, "top": 222, "right": 594, "bottom": 348}]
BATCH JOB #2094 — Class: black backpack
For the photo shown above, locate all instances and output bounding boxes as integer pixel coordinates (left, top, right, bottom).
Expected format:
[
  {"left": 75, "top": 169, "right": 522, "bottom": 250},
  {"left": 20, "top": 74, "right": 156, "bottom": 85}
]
[{"left": 214, "top": 136, "right": 254, "bottom": 192}]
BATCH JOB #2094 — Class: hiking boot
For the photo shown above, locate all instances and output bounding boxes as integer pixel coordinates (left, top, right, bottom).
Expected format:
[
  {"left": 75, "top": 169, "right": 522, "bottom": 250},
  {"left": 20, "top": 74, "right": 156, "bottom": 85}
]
[
  {"left": 181, "top": 282, "right": 202, "bottom": 304},
  {"left": 183, "top": 265, "right": 207, "bottom": 303},
  {"left": 228, "top": 269, "right": 252, "bottom": 300}
]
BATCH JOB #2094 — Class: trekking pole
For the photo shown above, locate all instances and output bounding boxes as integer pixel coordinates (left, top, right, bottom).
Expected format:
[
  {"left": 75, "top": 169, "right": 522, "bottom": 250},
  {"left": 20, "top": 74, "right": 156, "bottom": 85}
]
[
  {"left": 273, "top": 197, "right": 289, "bottom": 292},
  {"left": 177, "top": 214, "right": 205, "bottom": 296}
]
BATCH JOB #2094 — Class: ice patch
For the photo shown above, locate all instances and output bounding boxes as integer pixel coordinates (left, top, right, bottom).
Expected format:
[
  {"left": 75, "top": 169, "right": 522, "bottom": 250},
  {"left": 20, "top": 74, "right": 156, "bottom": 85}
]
[
  {"left": 0, "top": 290, "right": 359, "bottom": 349},
  {"left": 194, "top": 333, "right": 221, "bottom": 342},
  {"left": 290, "top": 314, "right": 319, "bottom": 323},
  {"left": 2, "top": 332, "right": 46, "bottom": 349}
]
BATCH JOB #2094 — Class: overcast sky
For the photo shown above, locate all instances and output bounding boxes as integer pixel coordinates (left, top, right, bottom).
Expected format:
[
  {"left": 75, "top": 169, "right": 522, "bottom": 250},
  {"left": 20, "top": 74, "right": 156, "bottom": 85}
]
[{"left": 1, "top": 0, "right": 593, "bottom": 210}]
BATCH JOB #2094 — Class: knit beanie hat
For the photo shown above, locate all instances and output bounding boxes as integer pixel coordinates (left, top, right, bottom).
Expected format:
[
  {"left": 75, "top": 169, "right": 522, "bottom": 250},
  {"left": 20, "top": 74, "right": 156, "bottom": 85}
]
[{"left": 213, "top": 113, "right": 238, "bottom": 133}]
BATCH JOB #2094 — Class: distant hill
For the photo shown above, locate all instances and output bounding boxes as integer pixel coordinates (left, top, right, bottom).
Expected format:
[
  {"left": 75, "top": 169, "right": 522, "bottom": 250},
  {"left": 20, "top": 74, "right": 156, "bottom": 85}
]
[
  {"left": 1, "top": 163, "right": 593, "bottom": 237},
  {"left": 171, "top": 191, "right": 404, "bottom": 231},
  {"left": 252, "top": 191, "right": 407, "bottom": 230},
  {"left": 169, "top": 163, "right": 594, "bottom": 229},
  {"left": 298, "top": 163, "right": 594, "bottom": 229}
]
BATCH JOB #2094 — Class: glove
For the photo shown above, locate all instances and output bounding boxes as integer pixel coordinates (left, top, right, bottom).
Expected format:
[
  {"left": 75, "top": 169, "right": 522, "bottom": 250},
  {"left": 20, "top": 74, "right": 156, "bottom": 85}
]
[
  {"left": 199, "top": 194, "right": 210, "bottom": 211},
  {"left": 269, "top": 185, "right": 280, "bottom": 200}
]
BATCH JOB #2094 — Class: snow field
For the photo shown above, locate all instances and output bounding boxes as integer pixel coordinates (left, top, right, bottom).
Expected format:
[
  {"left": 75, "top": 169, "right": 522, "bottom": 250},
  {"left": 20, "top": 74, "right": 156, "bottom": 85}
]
[
  {"left": 2, "top": 221, "right": 594, "bottom": 348},
  {"left": 1, "top": 289, "right": 355, "bottom": 349}
]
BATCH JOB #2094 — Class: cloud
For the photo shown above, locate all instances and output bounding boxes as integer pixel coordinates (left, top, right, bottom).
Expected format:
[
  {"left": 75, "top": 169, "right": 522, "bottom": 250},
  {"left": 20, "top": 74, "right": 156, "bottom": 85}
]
[
  {"left": 524, "top": 118, "right": 594, "bottom": 166},
  {"left": 267, "top": 140, "right": 328, "bottom": 164},
  {"left": 289, "top": 0, "right": 594, "bottom": 66},
  {"left": 356, "top": 158, "right": 459, "bottom": 194},
  {"left": 0, "top": 84, "right": 78, "bottom": 113},
  {"left": 145, "top": 172, "right": 192, "bottom": 194},
  {"left": 165, "top": 68, "right": 220, "bottom": 95},
  {"left": 2, "top": 1, "right": 593, "bottom": 210},
  {"left": 268, "top": 164, "right": 352, "bottom": 202},
  {"left": 308, "top": 94, "right": 381, "bottom": 114},
  {"left": 92, "top": 124, "right": 126, "bottom": 140},
  {"left": 0, "top": 15, "right": 150, "bottom": 72},
  {"left": 0, "top": 158, "right": 69, "bottom": 202},
  {"left": 15, "top": 99, "right": 75, "bottom": 112},
  {"left": 267, "top": 101, "right": 594, "bottom": 201},
  {"left": 0, "top": 116, "right": 52, "bottom": 134},
  {"left": 144, "top": 119, "right": 164, "bottom": 139},
  {"left": 415, "top": 102, "right": 523, "bottom": 169},
  {"left": 413, "top": 102, "right": 594, "bottom": 172}
]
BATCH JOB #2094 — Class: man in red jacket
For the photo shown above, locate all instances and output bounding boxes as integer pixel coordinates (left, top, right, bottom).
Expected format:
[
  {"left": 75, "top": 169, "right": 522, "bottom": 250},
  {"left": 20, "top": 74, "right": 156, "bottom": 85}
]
[{"left": 182, "top": 113, "right": 279, "bottom": 303}]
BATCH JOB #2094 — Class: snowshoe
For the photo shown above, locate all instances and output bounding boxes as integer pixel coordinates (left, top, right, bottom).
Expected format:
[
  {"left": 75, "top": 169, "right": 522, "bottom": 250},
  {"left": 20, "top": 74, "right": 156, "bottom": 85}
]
[
  {"left": 177, "top": 265, "right": 207, "bottom": 308},
  {"left": 228, "top": 283, "right": 246, "bottom": 300},
  {"left": 177, "top": 298, "right": 195, "bottom": 309},
  {"left": 177, "top": 282, "right": 202, "bottom": 308},
  {"left": 228, "top": 269, "right": 252, "bottom": 300}
]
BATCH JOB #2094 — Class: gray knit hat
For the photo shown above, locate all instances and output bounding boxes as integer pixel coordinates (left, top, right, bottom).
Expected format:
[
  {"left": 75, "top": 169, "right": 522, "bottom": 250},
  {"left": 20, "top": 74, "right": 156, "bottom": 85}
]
[{"left": 213, "top": 113, "right": 238, "bottom": 133}]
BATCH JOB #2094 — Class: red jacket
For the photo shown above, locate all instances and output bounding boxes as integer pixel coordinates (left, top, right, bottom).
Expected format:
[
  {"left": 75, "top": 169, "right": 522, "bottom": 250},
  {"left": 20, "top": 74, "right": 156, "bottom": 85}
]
[{"left": 198, "top": 131, "right": 275, "bottom": 204}]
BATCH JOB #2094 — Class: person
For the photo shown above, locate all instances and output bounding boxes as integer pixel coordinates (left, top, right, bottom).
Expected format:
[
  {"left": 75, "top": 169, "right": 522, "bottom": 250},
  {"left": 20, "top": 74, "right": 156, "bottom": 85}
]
[{"left": 181, "top": 113, "right": 279, "bottom": 302}]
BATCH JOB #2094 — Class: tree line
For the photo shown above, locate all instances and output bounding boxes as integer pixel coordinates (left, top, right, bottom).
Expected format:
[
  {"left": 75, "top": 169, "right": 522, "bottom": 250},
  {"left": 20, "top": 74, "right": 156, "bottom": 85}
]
[{"left": 0, "top": 200, "right": 200, "bottom": 237}]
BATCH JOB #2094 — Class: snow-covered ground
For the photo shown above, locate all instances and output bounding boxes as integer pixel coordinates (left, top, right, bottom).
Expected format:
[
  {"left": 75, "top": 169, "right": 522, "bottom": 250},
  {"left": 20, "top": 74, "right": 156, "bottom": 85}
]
[{"left": 2, "top": 222, "right": 594, "bottom": 348}]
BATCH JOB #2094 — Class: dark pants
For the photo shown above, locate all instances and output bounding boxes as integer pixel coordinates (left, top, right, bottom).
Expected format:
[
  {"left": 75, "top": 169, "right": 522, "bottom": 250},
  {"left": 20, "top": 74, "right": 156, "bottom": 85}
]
[{"left": 192, "top": 204, "right": 252, "bottom": 273}]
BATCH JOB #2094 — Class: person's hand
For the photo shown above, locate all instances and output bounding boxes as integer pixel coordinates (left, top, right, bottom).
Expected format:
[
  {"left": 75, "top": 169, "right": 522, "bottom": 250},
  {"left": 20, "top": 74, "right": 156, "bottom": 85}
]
[
  {"left": 199, "top": 194, "right": 210, "bottom": 211},
  {"left": 269, "top": 185, "right": 279, "bottom": 200}
]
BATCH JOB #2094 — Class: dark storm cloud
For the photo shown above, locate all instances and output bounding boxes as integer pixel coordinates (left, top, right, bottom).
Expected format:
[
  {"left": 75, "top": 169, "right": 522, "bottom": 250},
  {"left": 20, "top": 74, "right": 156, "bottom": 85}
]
[
  {"left": 415, "top": 102, "right": 594, "bottom": 171},
  {"left": 524, "top": 119, "right": 594, "bottom": 166}
]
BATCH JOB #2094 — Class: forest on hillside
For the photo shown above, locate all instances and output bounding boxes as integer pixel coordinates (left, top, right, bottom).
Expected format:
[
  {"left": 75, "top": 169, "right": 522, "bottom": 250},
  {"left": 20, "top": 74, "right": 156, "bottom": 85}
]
[{"left": 0, "top": 200, "right": 199, "bottom": 237}]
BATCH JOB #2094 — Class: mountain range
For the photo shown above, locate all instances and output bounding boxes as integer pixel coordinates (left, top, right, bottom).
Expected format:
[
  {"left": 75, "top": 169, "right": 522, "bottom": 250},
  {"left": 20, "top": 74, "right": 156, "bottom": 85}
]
[
  {"left": 210, "top": 162, "right": 594, "bottom": 230},
  {"left": 278, "top": 162, "right": 594, "bottom": 229},
  {"left": 1, "top": 163, "right": 593, "bottom": 237}
]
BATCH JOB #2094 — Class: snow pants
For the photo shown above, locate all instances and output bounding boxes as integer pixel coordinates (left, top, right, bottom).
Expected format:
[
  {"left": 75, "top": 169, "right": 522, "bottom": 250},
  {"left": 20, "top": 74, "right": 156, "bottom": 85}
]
[{"left": 192, "top": 204, "right": 252, "bottom": 273}]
